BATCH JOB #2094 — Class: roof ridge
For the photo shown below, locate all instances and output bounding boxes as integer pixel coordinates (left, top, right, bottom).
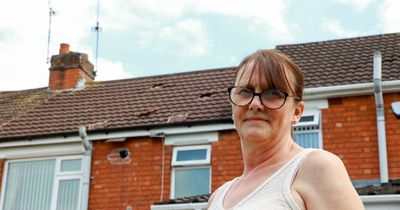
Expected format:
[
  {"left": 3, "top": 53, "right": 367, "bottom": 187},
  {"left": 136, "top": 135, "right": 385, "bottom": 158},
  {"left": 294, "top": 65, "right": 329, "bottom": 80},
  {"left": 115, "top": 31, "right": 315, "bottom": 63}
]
[
  {"left": 0, "top": 87, "right": 48, "bottom": 94},
  {"left": 95, "top": 66, "right": 236, "bottom": 84},
  {"left": 277, "top": 32, "right": 400, "bottom": 48}
]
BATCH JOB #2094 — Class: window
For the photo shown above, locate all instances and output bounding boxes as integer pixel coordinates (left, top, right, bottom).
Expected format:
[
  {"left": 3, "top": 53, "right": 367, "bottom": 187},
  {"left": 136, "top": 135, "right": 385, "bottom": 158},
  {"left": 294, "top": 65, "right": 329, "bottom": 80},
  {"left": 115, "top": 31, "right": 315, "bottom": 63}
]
[
  {"left": 1, "top": 156, "right": 83, "bottom": 210},
  {"left": 171, "top": 145, "right": 211, "bottom": 198},
  {"left": 294, "top": 110, "right": 322, "bottom": 149}
]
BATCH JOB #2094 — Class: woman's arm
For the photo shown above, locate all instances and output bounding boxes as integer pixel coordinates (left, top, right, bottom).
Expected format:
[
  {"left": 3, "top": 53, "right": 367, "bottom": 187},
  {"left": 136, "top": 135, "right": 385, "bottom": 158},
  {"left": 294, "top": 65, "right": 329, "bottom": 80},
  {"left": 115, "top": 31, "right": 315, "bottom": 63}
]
[{"left": 294, "top": 150, "right": 364, "bottom": 210}]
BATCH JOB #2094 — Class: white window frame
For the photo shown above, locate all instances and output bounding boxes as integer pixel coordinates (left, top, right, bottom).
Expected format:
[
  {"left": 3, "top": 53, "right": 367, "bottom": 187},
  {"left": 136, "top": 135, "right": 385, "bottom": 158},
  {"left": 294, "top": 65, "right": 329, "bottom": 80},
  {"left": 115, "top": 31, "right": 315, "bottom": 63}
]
[
  {"left": 170, "top": 145, "right": 212, "bottom": 199},
  {"left": 171, "top": 145, "right": 211, "bottom": 166},
  {"left": 294, "top": 110, "right": 323, "bottom": 149},
  {"left": 0, "top": 155, "right": 84, "bottom": 210},
  {"left": 296, "top": 110, "right": 320, "bottom": 127}
]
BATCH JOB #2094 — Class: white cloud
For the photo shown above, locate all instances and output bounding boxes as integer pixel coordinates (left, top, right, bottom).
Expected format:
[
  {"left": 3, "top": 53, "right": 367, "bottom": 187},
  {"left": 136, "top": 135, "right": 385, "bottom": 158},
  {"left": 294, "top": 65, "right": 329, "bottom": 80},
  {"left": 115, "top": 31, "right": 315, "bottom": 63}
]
[
  {"left": 324, "top": 20, "right": 360, "bottom": 37},
  {"left": 125, "top": 0, "right": 294, "bottom": 54},
  {"left": 378, "top": 0, "right": 400, "bottom": 32},
  {"left": 95, "top": 58, "right": 132, "bottom": 81},
  {"left": 196, "top": 0, "right": 294, "bottom": 41},
  {"left": 159, "top": 19, "right": 212, "bottom": 56},
  {"left": 0, "top": 0, "right": 131, "bottom": 90},
  {"left": 333, "top": 0, "right": 376, "bottom": 10}
]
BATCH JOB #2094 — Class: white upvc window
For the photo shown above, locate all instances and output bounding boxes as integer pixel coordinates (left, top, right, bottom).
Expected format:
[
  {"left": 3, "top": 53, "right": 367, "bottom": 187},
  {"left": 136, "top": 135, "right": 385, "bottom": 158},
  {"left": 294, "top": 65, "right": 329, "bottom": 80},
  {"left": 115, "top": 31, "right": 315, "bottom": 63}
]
[
  {"left": 0, "top": 156, "right": 84, "bottom": 210},
  {"left": 171, "top": 145, "right": 211, "bottom": 199},
  {"left": 294, "top": 110, "right": 323, "bottom": 149}
]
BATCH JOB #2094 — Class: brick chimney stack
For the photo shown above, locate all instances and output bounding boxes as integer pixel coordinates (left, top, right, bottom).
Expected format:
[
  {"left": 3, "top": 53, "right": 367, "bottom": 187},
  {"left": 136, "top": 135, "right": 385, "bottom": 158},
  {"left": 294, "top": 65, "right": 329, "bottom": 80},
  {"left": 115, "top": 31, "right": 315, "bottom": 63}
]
[{"left": 49, "top": 43, "right": 95, "bottom": 91}]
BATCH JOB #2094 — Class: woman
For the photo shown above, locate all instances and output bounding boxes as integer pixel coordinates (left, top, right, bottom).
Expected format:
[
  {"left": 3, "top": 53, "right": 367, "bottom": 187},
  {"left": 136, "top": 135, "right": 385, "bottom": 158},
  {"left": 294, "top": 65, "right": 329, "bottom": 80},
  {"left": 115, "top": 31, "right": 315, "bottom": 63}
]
[{"left": 208, "top": 50, "right": 364, "bottom": 209}]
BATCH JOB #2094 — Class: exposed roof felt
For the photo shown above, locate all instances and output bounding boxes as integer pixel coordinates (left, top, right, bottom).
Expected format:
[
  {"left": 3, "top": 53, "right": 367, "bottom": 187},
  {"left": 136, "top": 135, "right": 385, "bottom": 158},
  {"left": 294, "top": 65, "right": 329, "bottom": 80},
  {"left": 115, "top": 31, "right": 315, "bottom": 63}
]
[{"left": 1, "top": 33, "right": 399, "bottom": 140}]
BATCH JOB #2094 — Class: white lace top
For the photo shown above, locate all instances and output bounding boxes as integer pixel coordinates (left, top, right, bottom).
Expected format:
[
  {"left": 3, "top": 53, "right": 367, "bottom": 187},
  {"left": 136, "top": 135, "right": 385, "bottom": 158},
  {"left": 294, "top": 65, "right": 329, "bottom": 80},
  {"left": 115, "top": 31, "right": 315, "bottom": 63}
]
[{"left": 208, "top": 149, "right": 314, "bottom": 210}]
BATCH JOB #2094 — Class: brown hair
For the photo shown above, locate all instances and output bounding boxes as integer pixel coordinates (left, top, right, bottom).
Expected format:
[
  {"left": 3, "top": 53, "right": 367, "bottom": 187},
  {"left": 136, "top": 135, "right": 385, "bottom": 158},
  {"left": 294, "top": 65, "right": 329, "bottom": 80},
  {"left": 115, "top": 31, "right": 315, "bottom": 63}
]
[{"left": 234, "top": 49, "right": 304, "bottom": 101}]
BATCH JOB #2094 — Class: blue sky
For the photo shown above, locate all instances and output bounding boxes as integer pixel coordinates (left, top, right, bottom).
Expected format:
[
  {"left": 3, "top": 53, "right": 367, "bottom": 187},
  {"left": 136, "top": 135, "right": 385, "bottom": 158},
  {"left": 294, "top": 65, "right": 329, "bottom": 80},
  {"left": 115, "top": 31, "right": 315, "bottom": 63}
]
[{"left": 0, "top": 0, "right": 399, "bottom": 90}]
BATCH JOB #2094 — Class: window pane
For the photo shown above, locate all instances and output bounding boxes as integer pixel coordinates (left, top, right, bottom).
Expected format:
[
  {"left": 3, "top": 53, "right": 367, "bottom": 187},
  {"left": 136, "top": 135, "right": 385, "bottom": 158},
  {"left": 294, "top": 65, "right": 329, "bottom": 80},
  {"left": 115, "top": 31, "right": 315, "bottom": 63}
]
[
  {"left": 299, "top": 116, "right": 314, "bottom": 122},
  {"left": 56, "top": 179, "right": 80, "bottom": 210},
  {"left": 3, "top": 159, "right": 55, "bottom": 210},
  {"left": 174, "top": 168, "right": 210, "bottom": 198},
  {"left": 60, "top": 159, "right": 82, "bottom": 172},
  {"left": 295, "top": 132, "right": 319, "bottom": 148},
  {"left": 176, "top": 149, "right": 207, "bottom": 161}
]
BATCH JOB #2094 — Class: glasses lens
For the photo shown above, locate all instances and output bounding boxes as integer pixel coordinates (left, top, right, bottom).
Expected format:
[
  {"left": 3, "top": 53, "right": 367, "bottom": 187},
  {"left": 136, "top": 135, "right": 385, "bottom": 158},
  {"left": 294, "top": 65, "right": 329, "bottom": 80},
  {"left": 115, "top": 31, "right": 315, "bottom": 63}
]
[
  {"left": 230, "top": 87, "right": 253, "bottom": 106},
  {"left": 261, "top": 89, "right": 286, "bottom": 109}
]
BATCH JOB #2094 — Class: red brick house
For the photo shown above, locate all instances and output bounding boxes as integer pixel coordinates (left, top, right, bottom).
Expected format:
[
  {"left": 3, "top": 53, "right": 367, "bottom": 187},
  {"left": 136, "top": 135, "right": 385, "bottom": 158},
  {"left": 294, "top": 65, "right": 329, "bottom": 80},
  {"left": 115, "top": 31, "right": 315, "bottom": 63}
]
[{"left": 0, "top": 33, "right": 399, "bottom": 210}]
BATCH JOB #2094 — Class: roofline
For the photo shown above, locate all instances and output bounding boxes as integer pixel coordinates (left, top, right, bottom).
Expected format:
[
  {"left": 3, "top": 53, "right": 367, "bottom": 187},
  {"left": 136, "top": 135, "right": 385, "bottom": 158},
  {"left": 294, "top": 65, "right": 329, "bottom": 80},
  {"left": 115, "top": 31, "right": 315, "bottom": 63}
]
[
  {"left": 96, "top": 66, "right": 236, "bottom": 84},
  {"left": 0, "top": 122, "right": 235, "bottom": 148},
  {"left": 0, "top": 118, "right": 233, "bottom": 141},
  {"left": 303, "top": 80, "right": 400, "bottom": 100},
  {"left": 361, "top": 194, "right": 400, "bottom": 203},
  {"left": 277, "top": 32, "right": 399, "bottom": 48},
  {"left": 151, "top": 203, "right": 208, "bottom": 210}
]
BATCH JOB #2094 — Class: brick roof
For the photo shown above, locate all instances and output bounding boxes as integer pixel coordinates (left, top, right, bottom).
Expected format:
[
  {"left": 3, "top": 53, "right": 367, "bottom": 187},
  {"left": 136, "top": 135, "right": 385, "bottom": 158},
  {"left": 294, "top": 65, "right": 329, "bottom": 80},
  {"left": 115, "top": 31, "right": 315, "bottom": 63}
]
[
  {"left": 1, "top": 33, "right": 399, "bottom": 140},
  {"left": 277, "top": 33, "right": 400, "bottom": 88}
]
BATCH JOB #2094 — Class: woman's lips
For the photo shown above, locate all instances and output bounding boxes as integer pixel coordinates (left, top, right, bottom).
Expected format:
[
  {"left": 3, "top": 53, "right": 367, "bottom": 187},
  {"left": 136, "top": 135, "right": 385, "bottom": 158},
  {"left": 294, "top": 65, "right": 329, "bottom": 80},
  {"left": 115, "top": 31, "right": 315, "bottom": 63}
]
[{"left": 246, "top": 116, "right": 268, "bottom": 121}]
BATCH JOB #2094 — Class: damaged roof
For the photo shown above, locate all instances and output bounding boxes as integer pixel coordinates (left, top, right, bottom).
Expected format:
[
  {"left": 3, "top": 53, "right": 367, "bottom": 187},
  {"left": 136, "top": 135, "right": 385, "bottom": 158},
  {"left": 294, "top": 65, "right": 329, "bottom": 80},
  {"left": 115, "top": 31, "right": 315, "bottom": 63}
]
[
  {"left": 0, "top": 68, "right": 235, "bottom": 140},
  {"left": 1, "top": 33, "right": 399, "bottom": 140}
]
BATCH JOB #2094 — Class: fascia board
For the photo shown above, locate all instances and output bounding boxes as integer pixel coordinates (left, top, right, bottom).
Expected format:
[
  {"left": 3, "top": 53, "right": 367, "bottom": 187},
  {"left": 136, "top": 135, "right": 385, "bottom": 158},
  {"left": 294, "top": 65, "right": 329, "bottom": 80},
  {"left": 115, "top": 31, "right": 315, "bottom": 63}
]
[
  {"left": 0, "top": 123, "right": 235, "bottom": 148},
  {"left": 303, "top": 80, "right": 400, "bottom": 100},
  {"left": 361, "top": 194, "right": 400, "bottom": 203},
  {"left": 150, "top": 203, "right": 208, "bottom": 210}
]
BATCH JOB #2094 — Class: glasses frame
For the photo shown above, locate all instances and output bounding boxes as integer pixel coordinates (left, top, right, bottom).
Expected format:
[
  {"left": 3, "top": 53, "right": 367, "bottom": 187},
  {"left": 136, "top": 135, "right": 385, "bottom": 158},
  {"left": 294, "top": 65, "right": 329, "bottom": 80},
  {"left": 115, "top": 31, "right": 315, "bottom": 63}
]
[{"left": 228, "top": 86, "right": 300, "bottom": 109}]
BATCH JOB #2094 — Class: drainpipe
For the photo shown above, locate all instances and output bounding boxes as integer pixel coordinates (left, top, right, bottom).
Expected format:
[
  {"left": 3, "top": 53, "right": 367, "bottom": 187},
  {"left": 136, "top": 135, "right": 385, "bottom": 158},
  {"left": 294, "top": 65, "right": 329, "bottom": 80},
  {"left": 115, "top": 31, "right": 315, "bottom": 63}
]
[
  {"left": 373, "top": 51, "right": 389, "bottom": 184},
  {"left": 79, "top": 125, "right": 93, "bottom": 210}
]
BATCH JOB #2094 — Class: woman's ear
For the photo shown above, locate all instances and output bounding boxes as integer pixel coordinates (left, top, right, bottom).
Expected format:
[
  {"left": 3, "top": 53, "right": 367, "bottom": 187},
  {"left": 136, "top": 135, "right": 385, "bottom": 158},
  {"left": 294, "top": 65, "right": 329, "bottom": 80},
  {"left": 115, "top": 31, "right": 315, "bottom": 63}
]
[{"left": 293, "top": 101, "right": 305, "bottom": 123}]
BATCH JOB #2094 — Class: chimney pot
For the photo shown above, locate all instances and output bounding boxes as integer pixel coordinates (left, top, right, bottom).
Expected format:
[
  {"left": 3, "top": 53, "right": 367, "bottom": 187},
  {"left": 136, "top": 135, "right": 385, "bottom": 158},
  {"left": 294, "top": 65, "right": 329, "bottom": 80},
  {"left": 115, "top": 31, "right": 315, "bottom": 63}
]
[{"left": 59, "top": 43, "right": 70, "bottom": 54}]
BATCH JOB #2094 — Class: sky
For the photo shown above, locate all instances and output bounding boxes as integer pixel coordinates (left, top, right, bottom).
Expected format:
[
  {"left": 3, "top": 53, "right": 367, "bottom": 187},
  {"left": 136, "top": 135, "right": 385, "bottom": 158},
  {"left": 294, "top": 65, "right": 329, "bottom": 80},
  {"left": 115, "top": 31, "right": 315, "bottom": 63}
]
[{"left": 0, "top": 0, "right": 399, "bottom": 91}]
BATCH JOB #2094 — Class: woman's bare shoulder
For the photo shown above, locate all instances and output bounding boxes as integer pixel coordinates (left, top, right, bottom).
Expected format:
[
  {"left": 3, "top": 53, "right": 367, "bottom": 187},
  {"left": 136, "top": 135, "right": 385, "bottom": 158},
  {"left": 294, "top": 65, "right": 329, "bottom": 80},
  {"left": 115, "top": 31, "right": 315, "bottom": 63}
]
[
  {"left": 294, "top": 149, "right": 364, "bottom": 209},
  {"left": 302, "top": 149, "right": 344, "bottom": 172}
]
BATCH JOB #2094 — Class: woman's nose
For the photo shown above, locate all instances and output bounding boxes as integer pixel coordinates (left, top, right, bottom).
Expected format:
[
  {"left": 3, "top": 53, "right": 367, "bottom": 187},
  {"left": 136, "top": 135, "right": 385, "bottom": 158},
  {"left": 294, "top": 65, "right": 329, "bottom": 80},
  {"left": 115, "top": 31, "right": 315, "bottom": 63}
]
[{"left": 249, "top": 95, "right": 264, "bottom": 111}]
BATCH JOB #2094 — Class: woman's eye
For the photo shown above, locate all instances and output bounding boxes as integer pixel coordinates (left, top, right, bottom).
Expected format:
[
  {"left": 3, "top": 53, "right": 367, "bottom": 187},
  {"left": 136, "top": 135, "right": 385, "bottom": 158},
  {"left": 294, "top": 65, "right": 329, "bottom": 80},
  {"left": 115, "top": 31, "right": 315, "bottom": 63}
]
[
  {"left": 264, "top": 89, "right": 284, "bottom": 98},
  {"left": 238, "top": 88, "right": 252, "bottom": 96}
]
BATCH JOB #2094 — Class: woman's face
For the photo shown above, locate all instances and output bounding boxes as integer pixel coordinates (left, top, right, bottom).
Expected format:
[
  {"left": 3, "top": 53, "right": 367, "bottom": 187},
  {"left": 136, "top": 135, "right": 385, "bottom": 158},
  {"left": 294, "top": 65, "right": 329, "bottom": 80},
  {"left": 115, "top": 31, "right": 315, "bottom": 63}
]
[{"left": 232, "top": 62, "right": 303, "bottom": 143}]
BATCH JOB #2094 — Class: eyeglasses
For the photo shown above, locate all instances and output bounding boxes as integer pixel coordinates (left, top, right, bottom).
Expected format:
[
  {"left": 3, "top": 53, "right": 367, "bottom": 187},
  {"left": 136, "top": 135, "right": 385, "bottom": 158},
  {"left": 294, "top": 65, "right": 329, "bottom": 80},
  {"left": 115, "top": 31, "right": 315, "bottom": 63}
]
[{"left": 228, "top": 86, "right": 299, "bottom": 109}]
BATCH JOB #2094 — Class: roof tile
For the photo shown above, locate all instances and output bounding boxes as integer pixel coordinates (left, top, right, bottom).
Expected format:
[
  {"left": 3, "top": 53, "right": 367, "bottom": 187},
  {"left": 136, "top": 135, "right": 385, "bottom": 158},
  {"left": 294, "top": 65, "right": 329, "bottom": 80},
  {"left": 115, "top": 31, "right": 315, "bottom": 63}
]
[{"left": 1, "top": 33, "right": 399, "bottom": 140}]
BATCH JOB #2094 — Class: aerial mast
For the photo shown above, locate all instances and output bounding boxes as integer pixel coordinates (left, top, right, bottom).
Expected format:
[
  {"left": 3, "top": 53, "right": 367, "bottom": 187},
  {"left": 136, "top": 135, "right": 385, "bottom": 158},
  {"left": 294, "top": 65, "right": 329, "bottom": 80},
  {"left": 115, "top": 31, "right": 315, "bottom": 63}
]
[
  {"left": 47, "top": 0, "right": 56, "bottom": 63},
  {"left": 92, "top": 0, "right": 102, "bottom": 75}
]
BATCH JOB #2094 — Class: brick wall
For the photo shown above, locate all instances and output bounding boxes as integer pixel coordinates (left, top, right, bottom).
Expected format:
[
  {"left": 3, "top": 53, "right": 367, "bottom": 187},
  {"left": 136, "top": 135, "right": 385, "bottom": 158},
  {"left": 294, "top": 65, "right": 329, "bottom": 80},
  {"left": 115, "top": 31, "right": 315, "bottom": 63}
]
[
  {"left": 49, "top": 68, "right": 93, "bottom": 90},
  {"left": 384, "top": 93, "right": 400, "bottom": 178},
  {"left": 89, "top": 137, "right": 172, "bottom": 210},
  {"left": 86, "top": 91, "right": 400, "bottom": 209},
  {"left": 322, "top": 93, "right": 400, "bottom": 180},
  {"left": 211, "top": 130, "right": 243, "bottom": 192}
]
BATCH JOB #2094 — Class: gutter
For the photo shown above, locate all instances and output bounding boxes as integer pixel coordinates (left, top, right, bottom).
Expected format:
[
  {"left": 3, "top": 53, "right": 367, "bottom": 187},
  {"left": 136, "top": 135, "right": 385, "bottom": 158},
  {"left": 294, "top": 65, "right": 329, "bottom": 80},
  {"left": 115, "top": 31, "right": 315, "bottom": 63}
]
[
  {"left": 361, "top": 195, "right": 400, "bottom": 204},
  {"left": 373, "top": 51, "right": 389, "bottom": 184},
  {"left": 303, "top": 80, "right": 400, "bottom": 100},
  {"left": 151, "top": 202, "right": 208, "bottom": 210},
  {"left": 0, "top": 123, "right": 235, "bottom": 148}
]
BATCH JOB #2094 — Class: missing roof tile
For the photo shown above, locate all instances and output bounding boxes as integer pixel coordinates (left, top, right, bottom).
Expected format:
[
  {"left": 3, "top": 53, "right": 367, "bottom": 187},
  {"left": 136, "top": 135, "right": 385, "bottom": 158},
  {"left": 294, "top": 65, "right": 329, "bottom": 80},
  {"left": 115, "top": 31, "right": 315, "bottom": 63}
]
[
  {"left": 167, "top": 113, "right": 188, "bottom": 123},
  {"left": 150, "top": 83, "right": 164, "bottom": 90},
  {"left": 199, "top": 91, "right": 216, "bottom": 99},
  {"left": 134, "top": 107, "right": 159, "bottom": 117},
  {"left": 88, "top": 120, "right": 108, "bottom": 130}
]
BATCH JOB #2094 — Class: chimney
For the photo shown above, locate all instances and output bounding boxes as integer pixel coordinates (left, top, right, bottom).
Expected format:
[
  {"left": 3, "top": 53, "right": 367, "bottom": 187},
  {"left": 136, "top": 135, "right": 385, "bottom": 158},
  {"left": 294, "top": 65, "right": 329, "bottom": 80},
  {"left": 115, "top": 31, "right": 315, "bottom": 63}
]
[{"left": 49, "top": 43, "right": 95, "bottom": 91}]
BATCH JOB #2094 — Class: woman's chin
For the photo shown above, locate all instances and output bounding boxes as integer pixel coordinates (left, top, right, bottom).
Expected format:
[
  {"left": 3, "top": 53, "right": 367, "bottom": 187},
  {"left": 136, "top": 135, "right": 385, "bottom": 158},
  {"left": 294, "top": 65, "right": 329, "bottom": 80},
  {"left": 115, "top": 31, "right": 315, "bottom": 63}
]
[{"left": 241, "top": 129, "right": 271, "bottom": 142}]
